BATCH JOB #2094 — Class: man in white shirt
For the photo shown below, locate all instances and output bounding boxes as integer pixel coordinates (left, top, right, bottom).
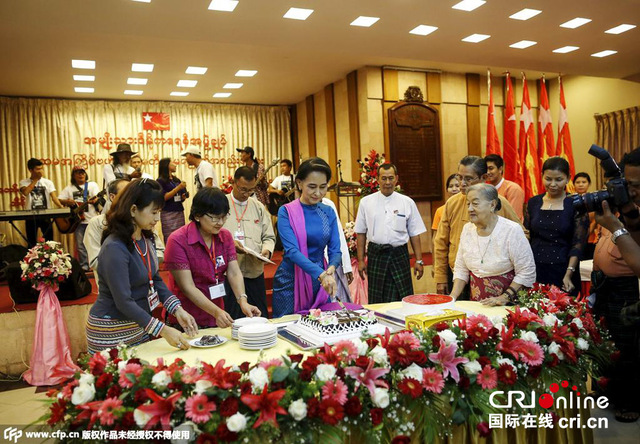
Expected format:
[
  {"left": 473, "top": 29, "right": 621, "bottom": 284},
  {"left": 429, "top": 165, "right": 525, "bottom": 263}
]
[
  {"left": 181, "top": 147, "right": 218, "bottom": 190},
  {"left": 102, "top": 144, "right": 141, "bottom": 192},
  {"left": 58, "top": 166, "right": 101, "bottom": 270},
  {"left": 268, "top": 159, "right": 295, "bottom": 193},
  {"left": 355, "top": 163, "right": 426, "bottom": 303},
  {"left": 19, "top": 158, "right": 63, "bottom": 246},
  {"left": 130, "top": 154, "right": 154, "bottom": 180}
]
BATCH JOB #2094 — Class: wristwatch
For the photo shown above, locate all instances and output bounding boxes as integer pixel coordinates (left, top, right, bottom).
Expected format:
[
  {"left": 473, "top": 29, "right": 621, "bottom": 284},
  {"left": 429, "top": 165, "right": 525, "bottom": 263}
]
[
  {"left": 415, "top": 260, "right": 424, "bottom": 265},
  {"left": 611, "top": 228, "right": 630, "bottom": 244},
  {"left": 236, "top": 293, "right": 248, "bottom": 302}
]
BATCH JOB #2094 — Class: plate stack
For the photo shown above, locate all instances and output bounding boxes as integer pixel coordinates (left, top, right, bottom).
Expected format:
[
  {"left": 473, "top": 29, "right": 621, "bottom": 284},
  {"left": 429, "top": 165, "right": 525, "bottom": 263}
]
[
  {"left": 238, "top": 323, "right": 278, "bottom": 350},
  {"left": 231, "top": 317, "right": 269, "bottom": 340}
]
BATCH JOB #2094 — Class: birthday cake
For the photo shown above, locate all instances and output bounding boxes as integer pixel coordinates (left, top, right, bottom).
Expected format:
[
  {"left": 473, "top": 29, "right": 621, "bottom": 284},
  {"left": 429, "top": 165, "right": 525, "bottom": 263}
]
[
  {"left": 296, "top": 308, "right": 378, "bottom": 339},
  {"left": 401, "top": 294, "right": 455, "bottom": 315}
]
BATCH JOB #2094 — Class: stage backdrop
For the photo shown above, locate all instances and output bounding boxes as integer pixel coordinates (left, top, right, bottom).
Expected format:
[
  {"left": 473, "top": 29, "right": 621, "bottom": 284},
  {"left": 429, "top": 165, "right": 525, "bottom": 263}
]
[{"left": 0, "top": 97, "right": 291, "bottom": 250}]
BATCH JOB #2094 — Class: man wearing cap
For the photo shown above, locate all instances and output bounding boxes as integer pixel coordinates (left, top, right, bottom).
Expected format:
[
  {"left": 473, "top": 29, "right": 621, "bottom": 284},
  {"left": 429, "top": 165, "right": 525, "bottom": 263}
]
[
  {"left": 103, "top": 143, "right": 142, "bottom": 189},
  {"left": 237, "top": 146, "right": 268, "bottom": 206},
  {"left": 182, "top": 147, "right": 218, "bottom": 190},
  {"left": 59, "top": 166, "right": 101, "bottom": 270}
]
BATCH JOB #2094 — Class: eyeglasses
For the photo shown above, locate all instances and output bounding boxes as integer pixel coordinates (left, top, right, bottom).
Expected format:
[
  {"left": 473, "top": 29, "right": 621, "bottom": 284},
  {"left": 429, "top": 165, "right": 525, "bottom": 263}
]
[
  {"left": 236, "top": 186, "right": 256, "bottom": 195},
  {"left": 204, "top": 213, "right": 229, "bottom": 224},
  {"left": 455, "top": 174, "right": 480, "bottom": 184}
]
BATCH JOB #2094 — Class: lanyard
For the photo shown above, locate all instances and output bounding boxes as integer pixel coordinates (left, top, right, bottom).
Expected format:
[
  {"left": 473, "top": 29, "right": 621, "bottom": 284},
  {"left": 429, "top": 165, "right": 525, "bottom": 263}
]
[
  {"left": 133, "top": 238, "right": 154, "bottom": 290},
  {"left": 207, "top": 238, "right": 219, "bottom": 284},
  {"left": 231, "top": 198, "right": 249, "bottom": 228}
]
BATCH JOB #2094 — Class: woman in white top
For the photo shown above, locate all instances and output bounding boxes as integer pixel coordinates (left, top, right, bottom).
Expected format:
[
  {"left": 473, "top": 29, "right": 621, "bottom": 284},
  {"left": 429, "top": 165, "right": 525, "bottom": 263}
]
[{"left": 450, "top": 183, "right": 535, "bottom": 306}]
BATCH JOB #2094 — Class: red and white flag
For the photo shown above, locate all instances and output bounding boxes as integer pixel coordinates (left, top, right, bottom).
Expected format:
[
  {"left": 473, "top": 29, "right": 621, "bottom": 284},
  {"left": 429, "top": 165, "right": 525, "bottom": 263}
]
[
  {"left": 142, "top": 112, "right": 170, "bottom": 131},
  {"left": 503, "top": 73, "right": 520, "bottom": 186},
  {"left": 519, "top": 74, "right": 540, "bottom": 200},
  {"left": 556, "top": 76, "right": 576, "bottom": 178},
  {"left": 486, "top": 70, "right": 501, "bottom": 156},
  {"left": 537, "top": 77, "right": 555, "bottom": 189}
]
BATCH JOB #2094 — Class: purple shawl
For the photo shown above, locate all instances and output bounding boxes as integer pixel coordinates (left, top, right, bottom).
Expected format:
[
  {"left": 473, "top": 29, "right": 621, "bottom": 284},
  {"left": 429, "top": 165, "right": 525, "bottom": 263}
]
[{"left": 284, "top": 200, "right": 330, "bottom": 313}]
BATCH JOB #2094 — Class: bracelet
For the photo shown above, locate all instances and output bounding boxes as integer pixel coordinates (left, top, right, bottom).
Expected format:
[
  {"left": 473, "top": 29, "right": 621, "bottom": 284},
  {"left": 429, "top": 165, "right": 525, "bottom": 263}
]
[
  {"left": 504, "top": 287, "right": 518, "bottom": 303},
  {"left": 566, "top": 266, "right": 576, "bottom": 272},
  {"left": 236, "top": 293, "right": 248, "bottom": 302}
]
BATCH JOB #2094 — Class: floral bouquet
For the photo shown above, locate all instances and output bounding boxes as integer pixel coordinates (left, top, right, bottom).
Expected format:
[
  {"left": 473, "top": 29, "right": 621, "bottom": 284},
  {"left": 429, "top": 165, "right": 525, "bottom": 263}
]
[
  {"left": 357, "top": 149, "right": 402, "bottom": 197},
  {"left": 20, "top": 239, "right": 73, "bottom": 290},
  {"left": 220, "top": 175, "right": 234, "bottom": 194},
  {"left": 343, "top": 221, "right": 357, "bottom": 258}
]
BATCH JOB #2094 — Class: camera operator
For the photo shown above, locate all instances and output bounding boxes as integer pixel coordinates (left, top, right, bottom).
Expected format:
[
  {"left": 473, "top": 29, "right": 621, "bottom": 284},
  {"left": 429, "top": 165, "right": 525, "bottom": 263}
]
[{"left": 589, "top": 146, "right": 640, "bottom": 423}]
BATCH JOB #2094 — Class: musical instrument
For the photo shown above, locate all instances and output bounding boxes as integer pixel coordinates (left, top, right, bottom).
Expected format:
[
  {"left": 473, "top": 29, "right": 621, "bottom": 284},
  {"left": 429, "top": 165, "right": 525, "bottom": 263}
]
[
  {"left": 0, "top": 208, "right": 71, "bottom": 222},
  {"left": 268, "top": 188, "right": 296, "bottom": 216},
  {"left": 257, "top": 157, "right": 281, "bottom": 184},
  {"left": 54, "top": 189, "right": 107, "bottom": 234},
  {"left": 328, "top": 181, "right": 360, "bottom": 196}
]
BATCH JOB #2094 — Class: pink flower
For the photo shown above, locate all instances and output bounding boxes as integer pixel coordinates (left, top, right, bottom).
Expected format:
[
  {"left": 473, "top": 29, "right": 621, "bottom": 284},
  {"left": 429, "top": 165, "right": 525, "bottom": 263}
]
[
  {"left": 333, "top": 340, "right": 358, "bottom": 361},
  {"left": 185, "top": 394, "right": 216, "bottom": 424},
  {"left": 344, "top": 359, "right": 389, "bottom": 397},
  {"left": 321, "top": 379, "right": 348, "bottom": 405},
  {"left": 180, "top": 366, "right": 200, "bottom": 384},
  {"left": 98, "top": 397, "right": 122, "bottom": 425},
  {"left": 477, "top": 366, "right": 498, "bottom": 390},
  {"left": 518, "top": 341, "right": 544, "bottom": 366},
  {"left": 428, "top": 343, "right": 468, "bottom": 383},
  {"left": 119, "top": 363, "right": 143, "bottom": 388},
  {"left": 259, "top": 358, "right": 284, "bottom": 370},
  {"left": 422, "top": 368, "right": 445, "bottom": 394}
]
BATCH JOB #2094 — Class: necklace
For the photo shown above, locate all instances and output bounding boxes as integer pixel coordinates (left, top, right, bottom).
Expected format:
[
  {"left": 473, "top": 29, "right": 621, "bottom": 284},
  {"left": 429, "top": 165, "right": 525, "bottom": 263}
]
[{"left": 477, "top": 232, "right": 493, "bottom": 264}]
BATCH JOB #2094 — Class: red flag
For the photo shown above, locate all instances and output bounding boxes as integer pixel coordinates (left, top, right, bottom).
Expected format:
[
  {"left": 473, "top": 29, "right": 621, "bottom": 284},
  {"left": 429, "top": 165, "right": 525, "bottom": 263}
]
[
  {"left": 142, "top": 112, "right": 170, "bottom": 131},
  {"left": 519, "top": 75, "right": 539, "bottom": 200},
  {"left": 503, "top": 73, "right": 520, "bottom": 186},
  {"left": 486, "top": 71, "right": 501, "bottom": 156},
  {"left": 537, "top": 77, "right": 555, "bottom": 190},
  {"left": 556, "top": 76, "right": 576, "bottom": 178}
]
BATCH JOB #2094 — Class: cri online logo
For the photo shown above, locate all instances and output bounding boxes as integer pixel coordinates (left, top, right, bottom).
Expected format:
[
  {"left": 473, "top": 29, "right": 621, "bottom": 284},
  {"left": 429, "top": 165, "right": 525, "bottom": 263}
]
[
  {"left": 489, "top": 380, "right": 608, "bottom": 410},
  {"left": 538, "top": 380, "right": 580, "bottom": 409}
]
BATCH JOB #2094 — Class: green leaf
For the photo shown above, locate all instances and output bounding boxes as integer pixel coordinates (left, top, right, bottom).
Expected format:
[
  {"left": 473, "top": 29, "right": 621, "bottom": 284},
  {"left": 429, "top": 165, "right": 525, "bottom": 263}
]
[
  {"left": 271, "top": 366, "right": 289, "bottom": 383},
  {"left": 452, "top": 409, "right": 467, "bottom": 425}
]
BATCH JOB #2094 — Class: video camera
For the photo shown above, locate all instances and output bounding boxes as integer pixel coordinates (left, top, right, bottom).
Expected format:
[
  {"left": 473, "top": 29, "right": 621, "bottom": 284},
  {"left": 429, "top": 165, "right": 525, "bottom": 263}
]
[{"left": 572, "top": 144, "right": 631, "bottom": 214}]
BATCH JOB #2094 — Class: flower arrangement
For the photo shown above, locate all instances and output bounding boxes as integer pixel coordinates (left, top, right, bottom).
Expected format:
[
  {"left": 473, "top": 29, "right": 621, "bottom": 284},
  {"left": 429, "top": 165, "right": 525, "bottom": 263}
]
[
  {"left": 357, "top": 149, "right": 402, "bottom": 197},
  {"left": 43, "top": 285, "right": 614, "bottom": 443},
  {"left": 220, "top": 175, "right": 233, "bottom": 194},
  {"left": 343, "top": 221, "right": 357, "bottom": 258},
  {"left": 20, "top": 239, "right": 73, "bottom": 289}
]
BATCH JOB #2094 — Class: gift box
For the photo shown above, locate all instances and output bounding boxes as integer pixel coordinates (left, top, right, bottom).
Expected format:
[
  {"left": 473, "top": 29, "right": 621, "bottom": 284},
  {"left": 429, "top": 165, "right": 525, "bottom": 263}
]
[{"left": 405, "top": 309, "right": 466, "bottom": 331}]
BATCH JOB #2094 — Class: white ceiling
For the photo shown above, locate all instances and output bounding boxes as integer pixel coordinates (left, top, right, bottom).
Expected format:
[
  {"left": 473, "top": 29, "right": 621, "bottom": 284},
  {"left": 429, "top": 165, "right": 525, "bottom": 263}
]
[{"left": 1, "top": 0, "right": 638, "bottom": 105}]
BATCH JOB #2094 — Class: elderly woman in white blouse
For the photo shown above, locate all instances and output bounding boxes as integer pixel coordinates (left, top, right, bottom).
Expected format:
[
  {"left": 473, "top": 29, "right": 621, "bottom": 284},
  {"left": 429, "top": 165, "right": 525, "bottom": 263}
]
[{"left": 450, "top": 183, "right": 536, "bottom": 306}]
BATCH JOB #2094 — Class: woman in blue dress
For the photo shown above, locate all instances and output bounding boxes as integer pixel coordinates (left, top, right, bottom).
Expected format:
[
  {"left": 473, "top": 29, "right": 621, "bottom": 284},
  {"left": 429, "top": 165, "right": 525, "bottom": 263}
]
[
  {"left": 525, "top": 157, "right": 589, "bottom": 296},
  {"left": 272, "top": 157, "right": 343, "bottom": 317}
]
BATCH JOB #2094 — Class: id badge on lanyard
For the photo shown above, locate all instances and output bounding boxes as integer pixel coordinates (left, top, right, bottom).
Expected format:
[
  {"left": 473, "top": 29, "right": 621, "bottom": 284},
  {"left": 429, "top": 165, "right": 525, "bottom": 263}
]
[
  {"left": 134, "top": 238, "right": 159, "bottom": 311},
  {"left": 208, "top": 240, "right": 226, "bottom": 300}
]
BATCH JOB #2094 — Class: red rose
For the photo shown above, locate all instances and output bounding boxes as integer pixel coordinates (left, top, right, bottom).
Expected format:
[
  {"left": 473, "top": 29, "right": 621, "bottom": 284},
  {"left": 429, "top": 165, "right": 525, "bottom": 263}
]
[
  {"left": 597, "top": 376, "right": 610, "bottom": 391},
  {"left": 410, "top": 350, "right": 427, "bottom": 365},
  {"left": 433, "top": 322, "right": 449, "bottom": 332},
  {"left": 366, "top": 338, "right": 379, "bottom": 349},
  {"left": 307, "top": 397, "right": 320, "bottom": 418},
  {"left": 220, "top": 397, "right": 239, "bottom": 417},
  {"left": 108, "top": 348, "right": 119, "bottom": 360},
  {"left": 196, "top": 433, "right": 218, "bottom": 444},
  {"left": 96, "top": 373, "right": 113, "bottom": 389},
  {"left": 127, "top": 358, "right": 142, "bottom": 365},
  {"left": 299, "top": 368, "right": 313, "bottom": 381},
  {"left": 216, "top": 423, "right": 238, "bottom": 443},
  {"left": 289, "top": 354, "right": 304, "bottom": 363},
  {"left": 319, "top": 399, "right": 344, "bottom": 425},
  {"left": 458, "top": 375, "right": 470, "bottom": 390},
  {"left": 167, "top": 382, "right": 183, "bottom": 391},
  {"left": 462, "top": 337, "right": 475, "bottom": 351},
  {"left": 431, "top": 335, "right": 441, "bottom": 348},
  {"left": 344, "top": 396, "right": 362, "bottom": 417},
  {"left": 477, "top": 421, "right": 491, "bottom": 437},
  {"left": 528, "top": 366, "right": 542, "bottom": 378},
  {"left": 133, "top": 389, "right": 149, "bottom": 404},
  {"left": 58, "top": 275, "right": 65, "bottom": 282},
  {"left": 371, "top": 408, "right": 383, "bottom": 426},
  {"left": 477, "top": 356, "right": 491, "bottom": 368},
  {"left": 240, "top": 381, "right": 252, "bottom": 395},
  {"left": 107, "top": 384, "right": 122, "bottom": 398},
  {"left": 120, "top": 411, "right": 135, "bottom": 428},
  {"left": 302, "top": 355, "right": 321, "bottom": 373},
  {"left": 392, "top": 436, "right": 411, "bottom": 444},
  {"left": 548, "top": 354, "right": 559, "bottom": 368},
  {"left": 355, "top": 356, "right": 371, "bottom": 368},
  {"left": 489, "top": 327, "right": 499, "bottom": 337},
  {"left": 239, "top": 361, "right": 250, "bottom": 373}
]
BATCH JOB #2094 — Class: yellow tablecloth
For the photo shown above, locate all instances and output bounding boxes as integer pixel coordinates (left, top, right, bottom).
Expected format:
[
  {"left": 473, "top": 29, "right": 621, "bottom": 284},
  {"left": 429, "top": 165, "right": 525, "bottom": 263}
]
[{"left": 133, "top": 301, "right": 509, "bottom": 367}]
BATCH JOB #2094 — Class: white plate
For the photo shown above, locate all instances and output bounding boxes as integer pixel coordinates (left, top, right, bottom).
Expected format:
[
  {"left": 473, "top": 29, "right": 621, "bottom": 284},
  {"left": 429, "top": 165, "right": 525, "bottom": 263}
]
[
  {"left": 240, "top": 341, "right": 277, "bottom": 350},
  {"left": 233, "top": 317, "right": 269, "bottom": 328},
  {"left": 238, "top": 324, "right": 277, "bottom": 336},
  {"left": 189, "top": 336, "right": 229, "bottom": 348}
]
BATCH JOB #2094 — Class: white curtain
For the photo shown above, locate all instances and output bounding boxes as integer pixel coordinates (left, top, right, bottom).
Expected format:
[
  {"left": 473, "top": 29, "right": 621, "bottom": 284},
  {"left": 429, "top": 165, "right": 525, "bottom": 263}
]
[{"left": 0, "top": 97, "right": 291, "bottom": 249}]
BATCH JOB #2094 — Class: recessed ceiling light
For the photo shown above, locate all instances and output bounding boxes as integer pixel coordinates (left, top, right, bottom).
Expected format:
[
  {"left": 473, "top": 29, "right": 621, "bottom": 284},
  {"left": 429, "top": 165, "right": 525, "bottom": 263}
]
[
  {"left": 213, "top": 92, "right": 232, "bottom": 98},
  {"left": 131, "top": 63, "right": 154, "bottom": 72},
  {"left": 509, "top": 40, "right": 537, "bottom": 49},
  {"left": 283, "top": 7, "right": 314, "bottom": 20},
  {"left": 177, "top": 80, "right": 198, "bottom": 88},
  {"left": 223, "top": 83, "right": 243, "bottom": 89},
  {"left": 185, "top": 66, "right": 208, "bottom": 75},
  {"left": 74, "top": 87, "right": 94, "bottom": 93},
  {"left": 170, "top": 92, "right": 189, "bottom": 97},
  {"left": 509, "top": 8, "right": 542, "bottom": 21},
  {"left": 591, "top": 50, "right": 618, "bottom": 58},
  {"left": 235, "top": 70, "right": 258, "bottom": 77},
  {"left": 131, "top": 0, "right": 151, "bottom": 3},
  {"left": 462, "top": 33, "right": 491, "bottom": 43},
  {"left": 124, "top": 90, "right": 143, "bottom": 95},
  {"left": 560, "top": 17, "right": 592, "bottom": 29},
  {"left": 71, "top": 60, "right": 95, "bottom": 69},
  {"left": 73, "top": 75, "right": 95, "bottom": 82},
  {"left": 127, "top": 77, "right": 148, "bottom": 85},
  {"left": 452, "top": 0, "right": 486, "bottom": 12},
  {"left": 605, "top": 24, "right": 636, "bottom": 34},
  {"left": 350, "top": 16, "right": 380, "bottom": 27},
  {"left": 208, "top": 0, "right": 238, "bottom": 12},
  {"left": 553, "top": 46, "right": 580, "bottom": 53},
  {"left": 409, "top": 25, "right": 438, "bottom": 36}
]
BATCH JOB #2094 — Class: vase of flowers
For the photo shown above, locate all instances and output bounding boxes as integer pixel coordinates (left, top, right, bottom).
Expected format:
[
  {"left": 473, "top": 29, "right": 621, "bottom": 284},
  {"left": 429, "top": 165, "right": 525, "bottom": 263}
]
[
  {"left": 357, "top": 149, "right": 403, "bottom": 197},
  {"left": 220, "top": 175, "right": 234, "bottom": 194},
  {"left": 21, "top": 239, "right": 79, "bottom": 386}
]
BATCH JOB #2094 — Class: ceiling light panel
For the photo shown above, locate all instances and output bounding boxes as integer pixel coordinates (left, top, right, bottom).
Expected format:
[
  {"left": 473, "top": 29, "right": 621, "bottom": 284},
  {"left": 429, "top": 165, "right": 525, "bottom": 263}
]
[
  {"left": 283, "top": 8, "right": 314, "bottom": 20},
  {"left": 591, "top": 50, "right": 618, "bottom": 58},
  {"left": 605, "top": 24, "right": 636, "bottom": 34},
  {"left": 509, "top": 40, "right": 537, "bottom": 49},
  {"left": 177, "top": 80, "right": 198, "bottom": 87},
  {"left": 409, "top": 25, "right": 438, "bottom": 36},
  {"left": 350, "top": 16, "right": 380, "bottom": 27},
  {"left": 185, "top": 66, "right": 208, "bottom": 75},
  {"left": 127, "top": 78, "right": 148, "bottom": 85},
  {"left": 131, "top": 0, "right": 151, "bottom": 3},
  {"left": 73, "top": 75, "right": 95, "bottom": 81},
  {"left": 208, "top": 0, "right": 238, "bottom": 12},
  {"left": 131, "top": 63, "right": 154, "bottom": 72},
  {"left": 452, "top": 0, "right": 486, "bottom": 12},
  {"left": 553, "top": 46, "right": 580, "bottom": 53},
  {"left": 124, "top": 90, "right": 143, "bottom": 95},
  {"left": 213, "top": 92, "right": 232, "bottom": 98},
  {"left": 509, "top": 9, "right": 542, "bottom": 21},
  {"left": 74, "top": 87, "right": 94, "bottom": 93},
  {"left": 462, "top": 34, "right": 490, "bottom": 43},
  {"left": 235, "top": 70, "right": 257, "bottom": 77},
  {"left": 223, "top": 83, "right": 243, "bottom": 89},
  {"left": 560, "top": 18, "right": 592, "bottom": 29},
  {"left": 170, "top": 92, "right": 189, "bottom": 97},
  {"left": 72, "top": 60, "right": 95, "bottom": 69}
]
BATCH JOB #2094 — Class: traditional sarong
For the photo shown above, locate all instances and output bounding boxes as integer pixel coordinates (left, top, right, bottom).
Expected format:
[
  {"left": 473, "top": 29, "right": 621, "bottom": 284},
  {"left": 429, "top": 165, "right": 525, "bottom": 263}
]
[
  {"left": 469, "top": 270, "right": 515, "bottom": 301},
  {"left": 86, "top": 315, "right": 150, "bottom": 355},
  {"left": 366, "top": 242, "right": 413, "bottom": 304},
  {"left": 161, "top": 211, "right": 185, "bottom": 241}
]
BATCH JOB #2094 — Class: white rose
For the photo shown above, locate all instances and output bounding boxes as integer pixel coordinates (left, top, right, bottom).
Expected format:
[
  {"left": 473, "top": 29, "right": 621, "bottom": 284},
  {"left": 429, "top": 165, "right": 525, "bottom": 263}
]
[
  {"left": 79, "top": 373, "right": 95, "bottom": 385},
  {"left": 437, "top": 329, "right": 458, "bottom": 346},
  {"left": 118, "top": 361, "right": 127, "bottom": 372},
  {"left": 134, "top": 408, "right": 153, "bottom": 428},
  {"left": 370, "top": 346, "right": 388, "bottom": 365},
  {"left": 463, "top": 360, "right": 482, "bottom": 375},
  {"left": 351, "top": 338, "right": 369, "bottom": 356},
  {"left": 490, "top": 316, "right": 504, "bottom": 325},
  {"left": 315, "top": 364, "right": 337, "bottom": 382},
  {"left": 99, "top": 350, "right": 111, "bottom": 360},
  {"left": 71, "top": 383, "right": 96, "bottom": 405},
  {"left": 520, "top": 331, "right": 539, "bottom": 343},
  {"left": 171, "top": 422, "right": 196, "bottom": 444},
  {"left": 577, "top": 338, "right": 589, "bottom": 351},
  {"left": 249, "top": 367, "right": 270, "bottom": 390},
  {"left": 226, "top": 413, "right": 248, "bottom": 432},
  {"left": 194, "top": 379, "right": 212, "bottom": 395},
  {"left": 548, "top": 342, "right": 565, "bottom": 360},
  {"left": 399, "top": 363, "right": 423, "bottom": 382},
  {"left": 572, "top": 318, "right": 584, "bottom": 329},
  {"left": 152, "top": 370, "right": 171, "bottom": 390},
  {"left": 372, "top": 387, "right": 390, "bottom": 408},
  {"left": 543, "top": 314, "right": 560, "bottom": 327},
  {"left": 288, "top": 398, "right": 308, "bottom": 421}
]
